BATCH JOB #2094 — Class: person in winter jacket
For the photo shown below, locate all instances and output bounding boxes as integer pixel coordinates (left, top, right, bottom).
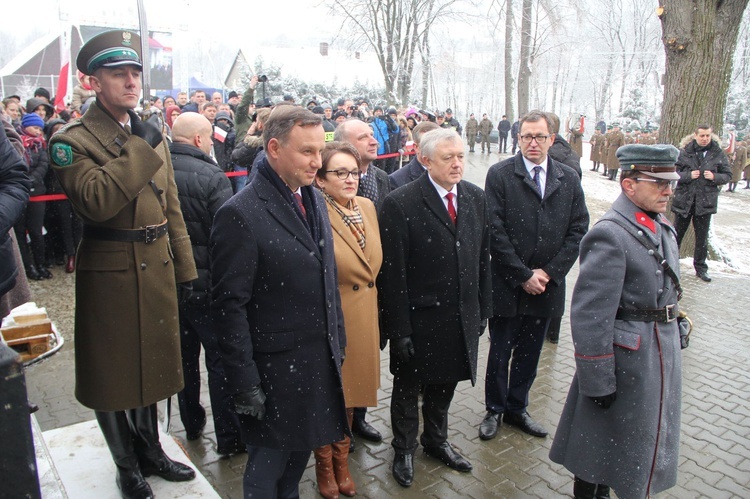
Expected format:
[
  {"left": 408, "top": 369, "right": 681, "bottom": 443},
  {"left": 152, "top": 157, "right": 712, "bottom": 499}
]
[
  {"left": 0, "top": 117, "right": 31, "bottom": 300},
  {"left": 14, "top": 113, "right": 50, "bottom": 280},
  {"left": 671, "top": 125, "right": 732, "bottom": 282}
]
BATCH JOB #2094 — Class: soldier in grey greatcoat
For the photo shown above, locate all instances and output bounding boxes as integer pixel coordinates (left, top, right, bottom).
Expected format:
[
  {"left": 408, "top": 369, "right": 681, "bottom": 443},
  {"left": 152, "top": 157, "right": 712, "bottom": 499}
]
[{"left": 550, "top": 144, "right": 683, "bottom": 499}]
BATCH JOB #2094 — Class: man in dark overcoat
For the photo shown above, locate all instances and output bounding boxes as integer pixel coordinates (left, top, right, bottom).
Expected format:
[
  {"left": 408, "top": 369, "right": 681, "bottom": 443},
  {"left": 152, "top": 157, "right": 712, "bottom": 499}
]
[
  {"left": 479, "top": 110, "right": 589, "bottom": 442},
  {"left": 550, "top": 144, "right": 684, "bottom": 499},
  {"left": 169, "top": 113, "right": 242, "bottom": 456},
  {"left": 210, "top": 106, "right": 349, "bottom": 498},
  {"left": 378, "top": 128, "right": 492, "bottom": 487},
  {"left": 49, "top": 30, "right": 198, "bottom": 498},
  {"left": 388, "top": 121, "right": 439, "bottom": 190},
  {"left": 671, "top": 124, "right": 732, "bottom": 282}
]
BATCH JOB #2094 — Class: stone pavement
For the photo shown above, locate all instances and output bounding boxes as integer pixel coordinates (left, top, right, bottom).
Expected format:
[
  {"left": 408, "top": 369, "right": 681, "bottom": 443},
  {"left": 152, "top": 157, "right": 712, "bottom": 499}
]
[{"left": 22, "top": 149, "right": 750, "bottom": 498}]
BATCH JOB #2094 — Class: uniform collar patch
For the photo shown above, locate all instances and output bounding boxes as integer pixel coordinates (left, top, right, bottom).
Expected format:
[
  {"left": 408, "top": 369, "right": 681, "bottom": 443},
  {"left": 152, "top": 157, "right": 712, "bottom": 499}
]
[{"left": 634, "top": 211, "right": 656, "bottom": 233}]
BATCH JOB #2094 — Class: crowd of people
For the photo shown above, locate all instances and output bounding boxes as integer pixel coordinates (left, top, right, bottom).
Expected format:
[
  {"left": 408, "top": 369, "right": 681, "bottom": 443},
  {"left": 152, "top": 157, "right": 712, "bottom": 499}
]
[{"left": 0, "top": 27, "right": 741, "bottom": 499}]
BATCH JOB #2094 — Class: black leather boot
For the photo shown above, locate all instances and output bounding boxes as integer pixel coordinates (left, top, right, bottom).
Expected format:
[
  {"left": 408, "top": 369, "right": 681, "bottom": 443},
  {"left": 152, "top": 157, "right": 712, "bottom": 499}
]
[
  {"left": 573, "top": 476, "right": 597, "bottom": 498},
  {"left": 132, "top": 405, "right": 196, "bottom": 482},
  {"left": 595, "top": 484, "right": 611, "bottom": 498},
  {"left": 95, "top": 411, "right": 153, "bottom": 499}
]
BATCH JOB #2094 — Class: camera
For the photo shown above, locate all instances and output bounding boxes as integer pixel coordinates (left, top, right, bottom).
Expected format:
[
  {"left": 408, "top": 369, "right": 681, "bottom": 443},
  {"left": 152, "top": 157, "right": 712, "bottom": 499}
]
[
  {"left": 258, "top": 75, "right": 268, "bottom": 83},
  {"left": 349, "top": 105, "right": 358, "bottom": 111}
]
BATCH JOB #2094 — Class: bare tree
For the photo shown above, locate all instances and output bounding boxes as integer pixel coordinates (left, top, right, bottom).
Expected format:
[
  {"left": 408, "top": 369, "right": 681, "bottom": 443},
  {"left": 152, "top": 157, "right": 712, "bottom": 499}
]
[
  {"left": 517, "top": 0, "right": 533, "bottom": 116},
  {"left": 328, "top": 0, "right": 463, "bottom": 105},
  {"left": 504, "top": 0, "right": 515, "bottom": 118},
  {"left": 659, "top": 0, "right": 749, "bottom": 144}
]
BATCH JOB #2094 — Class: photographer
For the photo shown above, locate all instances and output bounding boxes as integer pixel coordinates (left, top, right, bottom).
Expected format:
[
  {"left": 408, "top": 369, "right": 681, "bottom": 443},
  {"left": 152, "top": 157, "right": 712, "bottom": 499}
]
[{"left": 235, "top": 74, "right": 266, "bottom": 141}]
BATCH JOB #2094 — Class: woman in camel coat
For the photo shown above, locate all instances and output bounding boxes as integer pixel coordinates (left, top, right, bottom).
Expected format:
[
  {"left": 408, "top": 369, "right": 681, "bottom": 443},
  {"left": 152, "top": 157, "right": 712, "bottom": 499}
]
[{"left": 313, "top": 141, "right": 383, "bottom": 499}]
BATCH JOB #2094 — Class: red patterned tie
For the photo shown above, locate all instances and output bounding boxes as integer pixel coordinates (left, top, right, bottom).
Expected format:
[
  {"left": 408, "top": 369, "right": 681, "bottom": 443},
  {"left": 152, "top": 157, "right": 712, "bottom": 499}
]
[
  {"left": 445, "top": 192, "right": 457, "bottom": 225},
  {"left": 294, "top": 192, "right": 306, "bottom": 217}
]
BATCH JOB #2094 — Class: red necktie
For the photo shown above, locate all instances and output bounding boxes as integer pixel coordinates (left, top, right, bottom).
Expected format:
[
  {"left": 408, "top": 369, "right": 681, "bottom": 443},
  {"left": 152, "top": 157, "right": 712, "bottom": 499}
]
[
  {"left": 445, "top": 192, "right": 457, "bottom": 225},
  {"left": 294, "top": 192, "right": 306, "bottom": 217}
]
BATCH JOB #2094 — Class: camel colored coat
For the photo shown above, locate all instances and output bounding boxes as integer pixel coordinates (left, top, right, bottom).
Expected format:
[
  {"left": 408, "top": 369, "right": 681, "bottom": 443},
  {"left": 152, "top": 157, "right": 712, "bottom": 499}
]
[{"left": 327, "top": 196, "right": 382, "bottom": 408}]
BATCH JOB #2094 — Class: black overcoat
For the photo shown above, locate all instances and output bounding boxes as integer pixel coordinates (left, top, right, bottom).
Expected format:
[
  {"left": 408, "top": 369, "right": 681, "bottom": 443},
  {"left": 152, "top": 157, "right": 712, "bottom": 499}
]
[
  {"left": 210, "top": 161, "right": 349, "bottom": 451},
  {"left": 672, "top": 139, "right": 731, "bottom": 217},
  {"left": 485, "top": 153, "right": 589, "bottom": 318},
  {"left": 388, "top": 157, "right": 425, "bottom": 190},
  {"left": 378, "top": 174, "right": 492, "bottom": 385}
]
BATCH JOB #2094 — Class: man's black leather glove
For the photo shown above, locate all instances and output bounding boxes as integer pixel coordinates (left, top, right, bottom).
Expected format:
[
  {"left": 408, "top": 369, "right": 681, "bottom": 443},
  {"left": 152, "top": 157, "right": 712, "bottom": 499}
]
[
  {"left": 178, "top": 282, "right": 193, "bottom": 303},
  {"left": 339, "top": 347, "right": 346, "bottom": 367},
  {"left": 590, "top": 392, "right": 617, "bottom": 409},
  {"left": 233, "top": 385, "right": 266, "bottom": 420},
  {"left": 130, "top": 114, "right": 163, "bottom": 148},
  {"left": 479, "top": 319, "right": 488, "bottom": 337},
  {"left": 392, "top": 336, "right": 415, "bottom": 363}
]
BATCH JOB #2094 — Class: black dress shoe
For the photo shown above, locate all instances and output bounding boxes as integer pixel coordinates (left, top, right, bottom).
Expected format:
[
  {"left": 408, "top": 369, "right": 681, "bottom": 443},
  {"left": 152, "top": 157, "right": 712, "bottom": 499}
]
[
  {"left": 423, "top": 442, "right": 472, "bottom": 472},
  {"left": 696, "top": 272, "right": 712, "bottom": 282},
  {"left": 479, "top": 411, "right": 500, "bottom": 440},
  {"left": 392, "top": 453, "right": 414, "bottom": 487},
  {"left": 139, "top": 451, "right": 196, "bottom": 482},
  {"left": 503, "top": 411, "right": 548, "bottom": 437},
  {"left": 352, "top": 418, "right": 382, "bottom": 442},
  {"left": 116, "top": 468, "right": 154, "bottom": 499},
  {"left": 546, "top": 329, "right": 560, "bottom": 344},
  {"left": 185, "top": 413, "right": 206, "bottom": 441},
  {"left": 38, "top": 267, "right": 53, "bottom": 279},
  {"left": 217, "top": 441, "right": 247, "bottom": 457},
  {"left": 25, "top": 265, "right": 42, "bottom": 281}
]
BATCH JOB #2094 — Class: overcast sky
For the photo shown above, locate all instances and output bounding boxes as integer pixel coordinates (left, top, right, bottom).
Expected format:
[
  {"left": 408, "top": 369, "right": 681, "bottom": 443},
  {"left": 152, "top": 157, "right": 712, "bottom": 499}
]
[{"left": 0, "top": 0, "right": 333, "bottom": 47}]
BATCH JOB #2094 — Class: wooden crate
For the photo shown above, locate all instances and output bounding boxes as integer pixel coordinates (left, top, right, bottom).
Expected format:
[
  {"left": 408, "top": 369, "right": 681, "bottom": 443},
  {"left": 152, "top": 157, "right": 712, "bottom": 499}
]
[
  {"left": 5, "top": 333, "right": 51, "bottom": 361},
  {"left": 0, "top": 319, "right": 52, "bottom": 341}
]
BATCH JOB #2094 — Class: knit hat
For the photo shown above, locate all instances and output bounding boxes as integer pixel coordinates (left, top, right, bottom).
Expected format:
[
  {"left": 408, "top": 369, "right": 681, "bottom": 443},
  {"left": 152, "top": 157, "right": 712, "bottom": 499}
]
[
  {"left": 22, "top": 113, "right": 45, "bottom": 129},
  {"left": 227, "top": 91, "right": 239, "bottom": 99},
  {"left": 215, "top": 111, "right": 234, "bottom": 125},
  {"left": 617, "top": 144, "right": 680, "bottom": 180}
]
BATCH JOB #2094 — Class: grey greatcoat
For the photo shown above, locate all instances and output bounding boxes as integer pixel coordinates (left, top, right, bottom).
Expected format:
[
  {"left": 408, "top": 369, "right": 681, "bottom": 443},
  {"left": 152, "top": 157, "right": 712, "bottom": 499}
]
[
  {"left": 549, "top": 193, "right": 682, "bottom": 499},
  {"left": 50, "top": 102, "right": 197, "bottom": 411}
]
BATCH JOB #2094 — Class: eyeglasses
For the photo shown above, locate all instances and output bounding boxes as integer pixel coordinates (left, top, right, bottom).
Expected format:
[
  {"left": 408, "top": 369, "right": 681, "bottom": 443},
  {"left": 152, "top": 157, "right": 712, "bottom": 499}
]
[
  {"left": 519, "top": 135, "right": 550, "bottom": 144},
  {"left": 635, "top": 178, "right": 677, "bottom": 190},
  {"left": 325, "top": 169, "right": 360, "bottom": 180}
]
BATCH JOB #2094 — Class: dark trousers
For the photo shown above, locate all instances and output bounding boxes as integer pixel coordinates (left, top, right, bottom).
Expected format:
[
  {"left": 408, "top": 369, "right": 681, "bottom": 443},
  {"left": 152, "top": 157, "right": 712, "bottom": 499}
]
[
  {"left": 485, "top": 315, "right": 550, "bottom": 414},
  {"left": 511, "top": 136, "right": 519, "bottom": 154},
  {"left": 95, "top": 404, "right": 164, "bottom": 471},
  {"left": 177, "top": 301, "right": 241, "bottom": 449},
  {"left": 674, "top": 209, "right": 711, "bottom": 274},
  {"left": 498, "top": 132, "right": 508, "bottom": 152},
  {"left": 243, "top": 446, "right": 310, "bottom": 498},
  {"left": 390, "top": 372, "right": 457, "bottom": 454},
  {"left": 14, "top": 201, "right": 46, "bottom": 269},
  {"left": 45, "top": 200, "right": 82, "bottom": 258}
]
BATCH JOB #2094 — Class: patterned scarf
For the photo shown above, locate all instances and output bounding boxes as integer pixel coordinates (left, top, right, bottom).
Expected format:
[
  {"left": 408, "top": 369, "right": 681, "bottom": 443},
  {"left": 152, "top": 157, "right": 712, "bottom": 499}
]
[{"left": 323, "top": 191, "right": 366, "bottom": 249}]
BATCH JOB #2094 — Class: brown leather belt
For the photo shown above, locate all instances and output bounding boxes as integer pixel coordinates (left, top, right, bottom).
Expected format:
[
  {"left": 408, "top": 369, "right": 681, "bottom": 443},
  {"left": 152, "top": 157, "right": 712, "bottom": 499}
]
[
  {"left": 616, "top": 304, "right": 676, "bottom": 323},
  {"left": 83, "top": 220, "right": 168, "bottom": 244}
]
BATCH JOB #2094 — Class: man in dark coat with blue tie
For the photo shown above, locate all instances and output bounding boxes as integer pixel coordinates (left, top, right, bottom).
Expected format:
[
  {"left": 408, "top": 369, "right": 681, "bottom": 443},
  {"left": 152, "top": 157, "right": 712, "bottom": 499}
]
[
  {"left": 378, "top": 128, "right": 492, "bottom": 488},
  {"left": 210, "top": 106, "right": 349, "bottom": 498},
  {"left": 479, "top": 110, "right": 589, "bottom": 442}
]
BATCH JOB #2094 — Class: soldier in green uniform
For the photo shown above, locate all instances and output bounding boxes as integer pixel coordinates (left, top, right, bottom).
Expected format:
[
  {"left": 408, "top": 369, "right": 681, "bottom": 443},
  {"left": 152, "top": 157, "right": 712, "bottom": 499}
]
[
  {"left": 465, "top": 113, "right": 479, "bottom": 152},
  {"left": 607, "top": 123, "right": 625, "bottom": 181},
  {"left": 479, "top": 113, "right": 494, "bottom": 153},
  {"left": 589, "top": 129, "right": 602, "bottom": 171},
  {"left": 49, "top": 30, "right": 198, "bottom": 499}
]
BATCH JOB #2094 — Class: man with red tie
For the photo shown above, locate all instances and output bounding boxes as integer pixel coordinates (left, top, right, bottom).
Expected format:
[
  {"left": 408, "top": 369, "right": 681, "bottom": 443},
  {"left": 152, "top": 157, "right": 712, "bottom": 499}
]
[{"left": 378, "top": 128, "right": 492, "bottom": 487}]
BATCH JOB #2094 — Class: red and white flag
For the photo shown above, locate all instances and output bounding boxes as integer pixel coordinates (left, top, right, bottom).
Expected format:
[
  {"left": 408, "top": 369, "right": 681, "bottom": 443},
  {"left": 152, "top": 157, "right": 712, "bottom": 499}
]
[
  {"left": 213, "top": 126, "right": 227, "bottom": 143},
  {"left": 54, "top": 28, "right": 71, "bottom": 114}
]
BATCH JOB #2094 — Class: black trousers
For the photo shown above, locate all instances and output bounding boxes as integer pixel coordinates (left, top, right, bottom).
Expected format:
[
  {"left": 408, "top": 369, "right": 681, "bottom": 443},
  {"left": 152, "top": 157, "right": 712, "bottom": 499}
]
[
  {"left": 14, "top": 200, "right": 46, "bottom": 269},
  {"left": 498, "top": 132, "right": 508, "bottom": 152},
  {"left": 390, "top": 372, "right": 457, "bottom": 454},
  {"left": 485, "top": 315, "right": 550, "bottom": 414},
  {"left": 177, "top": 301, "right": 242, "bottom": 449},
  {"left": 243, "top": 446, "right": 310, "bottom": 498},
  {"left": 674, "top": 209, "right": 711, "bottom": 274}
]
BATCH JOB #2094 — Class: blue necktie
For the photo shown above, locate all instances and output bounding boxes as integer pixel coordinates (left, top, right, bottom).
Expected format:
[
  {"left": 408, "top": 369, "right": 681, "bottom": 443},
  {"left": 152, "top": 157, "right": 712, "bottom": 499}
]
[{"left": 533, "top": 166, "right": 542, "bottom": 197}]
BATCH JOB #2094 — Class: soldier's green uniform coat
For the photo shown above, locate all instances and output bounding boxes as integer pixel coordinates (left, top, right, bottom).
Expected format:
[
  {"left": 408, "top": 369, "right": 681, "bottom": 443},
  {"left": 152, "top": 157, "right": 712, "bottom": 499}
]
[{"left": 50, "top": 102, "right": 197, "bottom": 411}]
